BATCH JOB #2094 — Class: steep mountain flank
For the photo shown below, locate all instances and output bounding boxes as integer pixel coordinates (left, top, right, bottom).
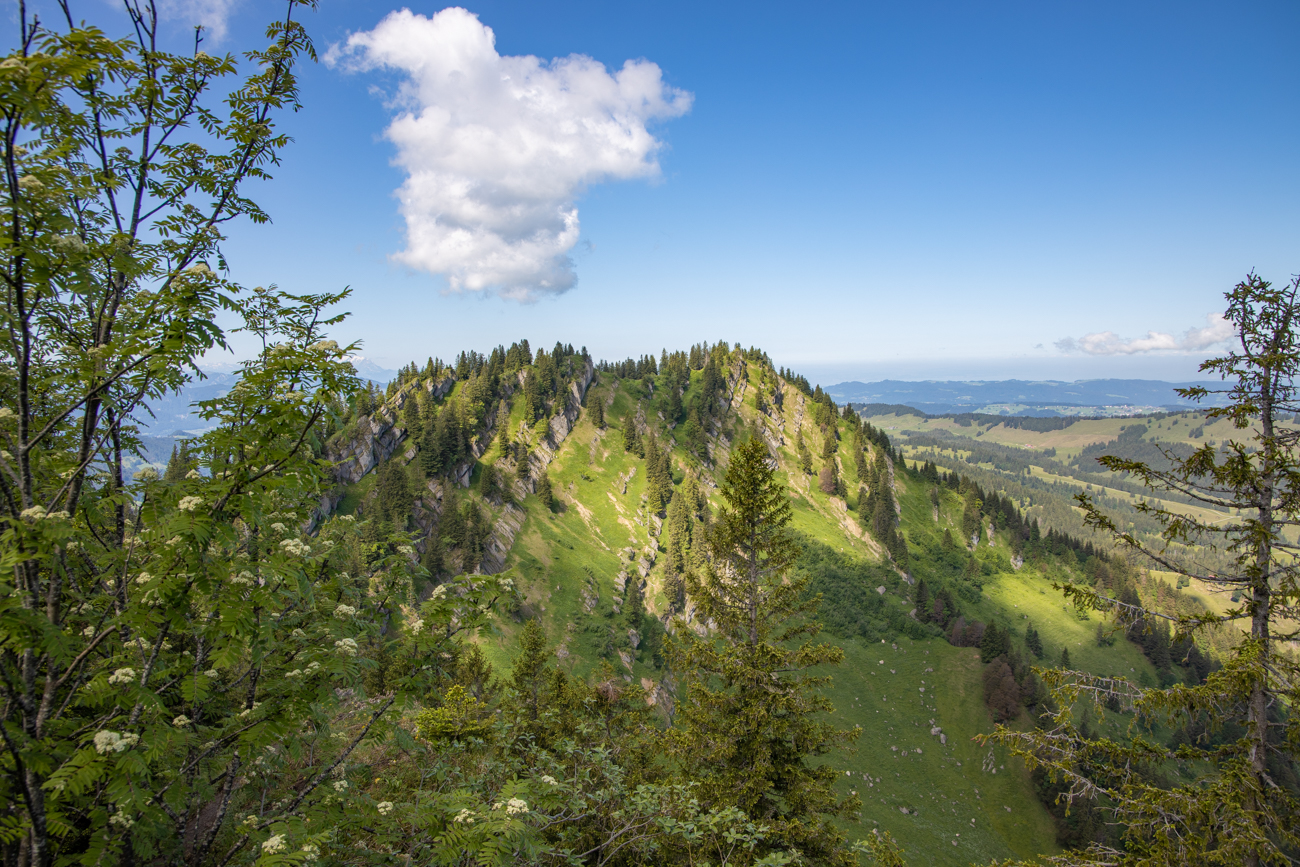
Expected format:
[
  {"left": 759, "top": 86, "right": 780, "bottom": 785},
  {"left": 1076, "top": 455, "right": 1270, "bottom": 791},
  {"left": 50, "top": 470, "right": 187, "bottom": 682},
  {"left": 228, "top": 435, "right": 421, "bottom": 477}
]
[{"left": 319, "top": 341, "right": 1203, "bottom": 865}]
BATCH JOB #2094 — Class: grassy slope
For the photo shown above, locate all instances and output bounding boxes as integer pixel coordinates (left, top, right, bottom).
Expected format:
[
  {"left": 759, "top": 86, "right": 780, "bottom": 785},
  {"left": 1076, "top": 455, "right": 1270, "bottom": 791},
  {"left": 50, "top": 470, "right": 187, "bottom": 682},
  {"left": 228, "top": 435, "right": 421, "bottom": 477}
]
[
  {"left": 351, "top": 361, "right": 1175, "bottom": 864},
  {"left": 864, "top": 408, "right": 1279, "bottom": 463}
]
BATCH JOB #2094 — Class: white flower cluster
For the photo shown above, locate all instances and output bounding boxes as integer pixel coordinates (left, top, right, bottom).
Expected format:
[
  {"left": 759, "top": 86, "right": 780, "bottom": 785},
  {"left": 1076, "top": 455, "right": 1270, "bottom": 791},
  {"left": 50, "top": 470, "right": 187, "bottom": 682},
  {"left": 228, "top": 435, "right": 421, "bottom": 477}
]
[
  {"left": 172, "top": 715, "right": 192, "bottom": 727},
  {"left": 280, "top": 538, "right": 310, "bottom": 557},
  {"left": 93, "top": 731, "right": 140, "bottom": 754},
  {"left": 185, "top": 469, "right": 202, "bottom": 479},
  {"left": 539, "top": 775, "right": 558, "bottom": 786},
  {"left": 431, "top": 585, "right": 448, "bottom": 600},
  {"left": 332, "top": 779, "right": 348, "bottom": 792},
  {"left": 262, "top": 834, "right": 287, "bottom": 854},
  {"left": 231, "top": 571, "right": 254, "bottom": 586},
  {"left": 135, "top": 572, "right": 152, "bottom": 585},
  {"left": 376, "top": 801, "right": 394, "bottom": 816},
  {"left": 108, "top": 812, "right": 134, "bottom": 830},
  {"left": 204, "top": 668, "right": 220, "bottom": 678},
  {"left": 20, "top": 505, "right": 47, "bottom": 521},
  {"left": 453, "top": 809, "right": 475, "bottom": 825},
  {"left": 270, "top": 523, "right": 287, "bottom": 533},
  {"left": 408, "top": 618, "right": 424, "bottom": 634},
  {"left": 53, "top": 234, "right": 88, "bottom": 255},
  {"left": 107, "top": 668, "right": 135, "bottom": 686},
  {"left": 177, "top": 496, "right": 203, "bottom": 512},
  {"left": 397, "top": 545, "right": 415, "bottom": 557},
  {"left": 333, "top": 604, "right": 357, "bottom": 619},
  {"left": 334, "top": 638, "right": 358, "bottom": 657},
  {"left": 501, "top": 798, "right": 529, "bottom": 816},
  {"left": 82, "top": 625, "right": 96, "bottom": 637},
  {"left": 301, "top": 842, "right": 320, "bottom": 861}
]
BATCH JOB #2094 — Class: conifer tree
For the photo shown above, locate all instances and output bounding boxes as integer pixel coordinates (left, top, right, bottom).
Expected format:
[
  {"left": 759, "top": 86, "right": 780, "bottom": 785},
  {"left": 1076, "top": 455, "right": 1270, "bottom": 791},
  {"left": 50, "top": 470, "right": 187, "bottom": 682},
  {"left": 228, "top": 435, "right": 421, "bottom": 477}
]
[
  {"left": 796, "top": 428, "right": 814, "bottom": 475},
  {"left": 508, "top": 620, "right": 554, "bottom": 742},
  {"left": 821, "top": 426, "right": 837, "bottom": 460},
  {"left": 496, "top": 414, "right": 511, "bottom": 459},
  {"left": 535, "top": 471, "right": 555, "bottom": 512},
  {"left": 590, "top": 392, "right": 605, "bottom": 428},
  {"left": 987, "top": 275, "right": 1300, "bottom": 867},
  {"left": 402, "top": 390, "right": 420, "bottom": 433},
  {"left": 422, "top": 532, "right": 446, "bottom": 583},
  {"left": 962, "top": 490, "right": 984, "bottom": 544},
  {"left": 623, "top": 411, "right": 643, "bottom": 457},
  {"left": 915, "top": 579, "right": 932, "bottom": 622},
  {"left": 684, "top": 406, "right": 707, "bottom": 458},
  {"left": 670, "top": 438, "right": 860, "bottom": 864},
  {"left": 376, "top": 459, "right": 413, "bottom": 527},
  {"left": 979, "top": 622, "right": 1008, "bottom": 663},
  {"left": 644, "top": 430, "right": 674, "bottom": 515},
  {"left": 666, "top": 493, "right": 693, "bottom": 576},
  {"left": 162, "top": 442, "right": 194, "bottom": 483},
  {"left": 1026, "top": 622, "right": 1045, "bottom": 658}
]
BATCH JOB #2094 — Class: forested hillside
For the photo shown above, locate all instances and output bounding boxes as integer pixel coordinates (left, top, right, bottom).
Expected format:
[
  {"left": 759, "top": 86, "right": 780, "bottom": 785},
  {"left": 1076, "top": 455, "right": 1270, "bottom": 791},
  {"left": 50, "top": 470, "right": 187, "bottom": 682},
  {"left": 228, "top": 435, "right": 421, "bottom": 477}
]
[{"left": 306, "top": 339, "right": 1248, "bottom": 864}]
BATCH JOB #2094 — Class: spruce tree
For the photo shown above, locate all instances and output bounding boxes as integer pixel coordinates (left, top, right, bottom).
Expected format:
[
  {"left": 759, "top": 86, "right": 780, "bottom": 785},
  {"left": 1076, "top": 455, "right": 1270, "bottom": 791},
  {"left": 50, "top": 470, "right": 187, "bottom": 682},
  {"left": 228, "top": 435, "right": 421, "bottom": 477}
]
[
  {"left": 402, "top": 390, "right": 420, "bottom": 433},
  {"left": 666, "top": 493, "right": 692, "bottom": 575},
  {"left": 915, "top": 579, "right": 932, "bottom": 622},
  {"left": 162, "top": 442, "right": 193, "bottom": 483},
  {"left": 535, "top": 471, "right": 555, "bottom": 512},
  {"left": 508, "top": 619, "right": 555, "bottom": 743},
  {"left": 1026, "top": 622, "right": 1045, "bottom": 658},
  {"left": 979, "top": 622, "right": 1006, "bottom": 663},
  {"left": 644, "top": 430, "right": 673, "bottom": 515},
  {"left": 670, "top": 438, "right": 860, "bottom": 864},
  {"left": 496, "top": 415, "right": 511, "bottom": 460},
  {"left": 796, "top": 428, "right": 814, "bottom": 475},
  {"left": 623, "top": 412, "right": 643, "bottom": 457},
  {"left": 590, "top": 393, "right": 605, "bottom": 428},
  {"left": 987, "top": 275, "right": 1300, "bottom": 866},
  {"left": 821, "top": 426, "right": 837, "bottom": 460}
]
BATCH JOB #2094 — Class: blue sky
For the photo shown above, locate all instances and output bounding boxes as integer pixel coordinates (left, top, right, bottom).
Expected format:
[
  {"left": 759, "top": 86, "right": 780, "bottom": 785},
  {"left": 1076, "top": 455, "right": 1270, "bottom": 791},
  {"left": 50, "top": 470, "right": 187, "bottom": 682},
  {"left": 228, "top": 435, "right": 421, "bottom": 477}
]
[{"left": 42, "top": 1, "right": 1300, "bottom": 382}]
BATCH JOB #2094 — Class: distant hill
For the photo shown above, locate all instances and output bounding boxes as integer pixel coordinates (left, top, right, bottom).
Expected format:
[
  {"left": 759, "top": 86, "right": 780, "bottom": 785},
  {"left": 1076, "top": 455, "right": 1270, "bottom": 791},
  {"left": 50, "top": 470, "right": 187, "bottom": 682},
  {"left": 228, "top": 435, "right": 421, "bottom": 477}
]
[
  {"left": 131, "top": 359, "right": 399, "bottom": 438},
  {"left": 825, "top": 378, "right": 1227, "bottom": 416},
  {"left": 348, "top": 357, "right": 400, "bottom": 384}
]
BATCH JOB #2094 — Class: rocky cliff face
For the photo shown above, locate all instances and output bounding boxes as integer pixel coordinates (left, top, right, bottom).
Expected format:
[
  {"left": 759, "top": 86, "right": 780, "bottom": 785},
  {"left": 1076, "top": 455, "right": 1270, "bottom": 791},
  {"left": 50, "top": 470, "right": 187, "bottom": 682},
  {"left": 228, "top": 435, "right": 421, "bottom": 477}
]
[
  {"left": 508, "top": 360, "right": 595, "bottom": 500},
  {"left": 326, "top": 374, "right": 456, "bottom": 488}
]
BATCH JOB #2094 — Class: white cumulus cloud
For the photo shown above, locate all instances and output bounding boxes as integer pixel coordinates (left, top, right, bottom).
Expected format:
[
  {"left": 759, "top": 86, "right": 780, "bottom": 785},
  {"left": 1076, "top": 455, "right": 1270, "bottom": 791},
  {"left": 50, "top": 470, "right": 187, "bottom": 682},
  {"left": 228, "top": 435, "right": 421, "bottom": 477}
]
[
  {"left": 158, "top": 0, "right": 241, "bottom": 42},
  {"left": 1056, "top": 313, "right": 1234, "bottom": 356},
  {"left": 328, "top": 7, "right": 692, "bottom": 300}
]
